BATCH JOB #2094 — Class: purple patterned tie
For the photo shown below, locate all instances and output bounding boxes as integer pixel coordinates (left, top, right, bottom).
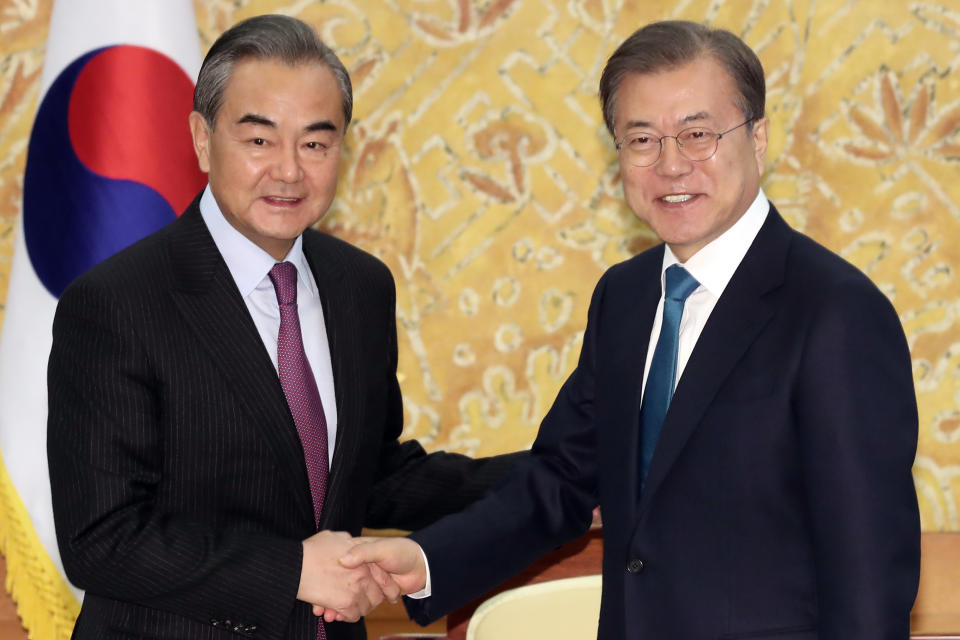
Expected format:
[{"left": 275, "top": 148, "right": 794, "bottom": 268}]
[{"left": 268, "top": 262, "right": 330, "bottom": 639}]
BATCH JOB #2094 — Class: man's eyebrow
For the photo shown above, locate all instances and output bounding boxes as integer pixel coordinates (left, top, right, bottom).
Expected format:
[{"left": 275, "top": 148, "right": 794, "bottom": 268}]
[
  {"left": 304, "top": 120, "right": 338, "bottom": 133},
  {"left": 681, "top": 111, "right": 710, "bottom": 124},
  {"left": 622, "top": 112, "right": 712, "bottom": 131},
  {"left": 623, "top": 119, "right": 653, "bottom": 130},
  {"left": 236, "top": 113, "right": 276, "bottom": 127}
]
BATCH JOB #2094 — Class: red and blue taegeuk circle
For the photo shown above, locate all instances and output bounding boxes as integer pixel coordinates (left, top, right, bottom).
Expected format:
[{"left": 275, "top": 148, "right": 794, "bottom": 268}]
[{"left": 24, "top": 44, "right": 206, "bottom": 297}]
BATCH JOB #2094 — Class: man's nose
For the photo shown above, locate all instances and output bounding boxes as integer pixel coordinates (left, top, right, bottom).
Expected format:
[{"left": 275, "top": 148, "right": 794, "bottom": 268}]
[
  {"left": 655, "top": 136, "right": 692, "bottom": 176},
  {"left": 272, "top": 145, "right": 304, "bottom": 182}
]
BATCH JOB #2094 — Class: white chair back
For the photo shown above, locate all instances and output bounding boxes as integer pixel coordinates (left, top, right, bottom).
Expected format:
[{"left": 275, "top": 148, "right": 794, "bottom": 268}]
[{"left": 466, "top": 574, "right": 602, "bottom": 640}]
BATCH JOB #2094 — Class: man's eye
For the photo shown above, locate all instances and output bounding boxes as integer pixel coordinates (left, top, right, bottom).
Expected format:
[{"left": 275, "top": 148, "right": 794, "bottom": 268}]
[
  {"left": 630, "top": 135, "right": 653, "bottom": 146},
  {"left": 687, "top": 130, "right": 707, "bottom": 140},
  {"left": 305, "top": 141, "right": 328, "bottom": 151},
  {"left": 251, "top": 138, "right": 266, "bottom": 146}
]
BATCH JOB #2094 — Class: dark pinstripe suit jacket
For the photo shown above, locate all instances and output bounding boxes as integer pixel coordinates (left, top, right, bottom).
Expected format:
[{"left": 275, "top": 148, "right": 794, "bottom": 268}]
[{"left": 47, "top": 197, "right": 519, "bottom": 640}]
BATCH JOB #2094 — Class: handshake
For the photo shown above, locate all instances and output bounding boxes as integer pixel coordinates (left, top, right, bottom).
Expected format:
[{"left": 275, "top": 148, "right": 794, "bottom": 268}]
[{"left": 296, "top": 530, "right": 428, "bottom": 623}]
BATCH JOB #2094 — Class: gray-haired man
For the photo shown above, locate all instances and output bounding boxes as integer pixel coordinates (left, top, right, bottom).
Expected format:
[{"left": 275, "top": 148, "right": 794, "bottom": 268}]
[
  {"left": 48, "top": 14, "right": 518, "bottom": 640},
  {"left": 344, "top": 20, "right": 920, "bottom": 640}
]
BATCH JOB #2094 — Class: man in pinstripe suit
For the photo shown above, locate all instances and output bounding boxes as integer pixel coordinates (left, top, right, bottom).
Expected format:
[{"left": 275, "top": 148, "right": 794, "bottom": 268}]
[{"left": 47, "top": 15, "right": 519, "bottom": 640}]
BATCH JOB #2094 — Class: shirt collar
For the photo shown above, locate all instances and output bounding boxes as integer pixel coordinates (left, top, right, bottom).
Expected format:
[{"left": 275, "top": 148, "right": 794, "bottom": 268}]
[
  {"left": 660, "top": 188, "right": 770, "bottom": 297},
  {"left": 199, "top": 185, "right": 316, "bottom": 298}
]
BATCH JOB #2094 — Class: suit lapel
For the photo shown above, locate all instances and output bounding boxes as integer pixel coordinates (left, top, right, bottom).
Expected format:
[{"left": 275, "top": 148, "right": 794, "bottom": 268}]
[
  {"left": 605, "top": 250, "right": 663, "bottom": 522},
  {"left": 166, "top": 202, "right": 315, "bottom": 526},
  {"left": 637, "top": 207, "right": 793, "bottom": 519},
  {"left": 301, "top": 231, "right": 361, "bottom": 525}
]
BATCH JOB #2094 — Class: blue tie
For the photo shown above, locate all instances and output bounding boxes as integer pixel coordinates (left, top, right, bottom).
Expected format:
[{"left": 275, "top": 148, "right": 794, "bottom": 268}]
[{"left": 639, "top": 264, "right": 700, "bottom": 490}]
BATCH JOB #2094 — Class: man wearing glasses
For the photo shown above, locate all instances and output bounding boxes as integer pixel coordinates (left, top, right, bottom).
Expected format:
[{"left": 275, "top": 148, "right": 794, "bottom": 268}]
[{"left": 344, "top": 20, "right": 921, "bottom": 639}]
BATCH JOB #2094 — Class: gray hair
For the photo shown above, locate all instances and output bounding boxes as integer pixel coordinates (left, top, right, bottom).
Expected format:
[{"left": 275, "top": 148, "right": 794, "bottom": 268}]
[
  {"left": 194, "top": 14, "right": 353, "bottom": 129},
  {"left": 598, "top": 21, "right": 765, "bottom": 137}
]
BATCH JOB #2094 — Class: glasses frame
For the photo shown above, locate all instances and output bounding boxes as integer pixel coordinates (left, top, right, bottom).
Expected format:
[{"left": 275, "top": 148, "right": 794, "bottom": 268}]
[{"left": 615, "top": 118, "right": 755, "bottom": 167}]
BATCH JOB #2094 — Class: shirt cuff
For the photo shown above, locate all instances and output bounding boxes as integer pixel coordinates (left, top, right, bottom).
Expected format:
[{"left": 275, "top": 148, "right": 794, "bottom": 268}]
[{"left": 405, "top": 543, "right": 432, "bottom": 599}]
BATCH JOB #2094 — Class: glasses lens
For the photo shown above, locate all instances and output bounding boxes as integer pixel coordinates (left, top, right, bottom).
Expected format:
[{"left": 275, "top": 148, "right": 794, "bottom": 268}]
[
  {"left": 677, "top": 128, "right": 719, "bottom": 161},
  {"left": 622, "top": 132, "right": 660, "bottom": 167}
]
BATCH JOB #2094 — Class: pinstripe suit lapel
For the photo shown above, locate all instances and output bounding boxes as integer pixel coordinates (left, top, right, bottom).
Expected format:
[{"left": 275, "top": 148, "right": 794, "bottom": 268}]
[
  {"left": 166, "top": 203, "right": 315, "bottom": 527},
  {"left": 301, "top": 230, "right": 360, "bottom": 524}
]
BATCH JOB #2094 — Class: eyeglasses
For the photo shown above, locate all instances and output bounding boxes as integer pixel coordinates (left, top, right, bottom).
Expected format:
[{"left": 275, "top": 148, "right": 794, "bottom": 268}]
[{"left": 615, "top": 119, "right": 754, "bottom": 167}]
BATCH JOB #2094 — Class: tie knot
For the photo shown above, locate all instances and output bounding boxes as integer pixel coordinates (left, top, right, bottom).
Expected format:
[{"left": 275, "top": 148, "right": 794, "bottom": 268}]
[
  {"left": 269, "top": 262, "right": 298, "bottom": 306},
  {"left": 664, "top": 264, "right": 700, "bottom": 302}
]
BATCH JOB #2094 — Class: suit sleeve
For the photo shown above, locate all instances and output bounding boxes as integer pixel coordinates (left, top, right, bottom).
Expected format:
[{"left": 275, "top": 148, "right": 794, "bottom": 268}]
[
  {"left": 47, "top": 277, "right": 302, "bottom": 636},
  {"left": 400, "top": 272, "right": 610, "bottom": 625},
  {"left": 796, "top": 274, "right": 920, "bottom": 639}
]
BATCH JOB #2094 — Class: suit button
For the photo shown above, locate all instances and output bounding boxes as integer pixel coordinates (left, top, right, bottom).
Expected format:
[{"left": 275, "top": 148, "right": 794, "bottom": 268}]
[{"left": 626, "top": 558, "right": 644, "bottom": 573}]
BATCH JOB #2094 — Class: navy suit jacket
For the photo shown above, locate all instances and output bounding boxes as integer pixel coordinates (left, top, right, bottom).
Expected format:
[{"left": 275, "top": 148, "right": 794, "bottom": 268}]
[
  {"left": 406, "top": 204, "right": 920, "bottom": 640},
  {"left": 48, "top": 197, "right": 520, "bottom": 640}
]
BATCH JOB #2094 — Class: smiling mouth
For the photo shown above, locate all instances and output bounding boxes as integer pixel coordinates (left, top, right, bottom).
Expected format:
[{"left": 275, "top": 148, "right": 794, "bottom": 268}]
[
  {"left": 263, "top": 196, "right": 302, "bottom": 204},
  {"left": 661, "top": 194, "right": 695, "bottom": 204}
]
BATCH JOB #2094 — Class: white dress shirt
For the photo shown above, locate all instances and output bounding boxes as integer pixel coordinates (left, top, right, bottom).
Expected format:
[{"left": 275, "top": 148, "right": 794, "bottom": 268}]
[
  {"left": 199, "top": 186, "right": 338, "bottom": 465},
  {"left": 641, "top": 189, "right": 770, "bottom": 398}
]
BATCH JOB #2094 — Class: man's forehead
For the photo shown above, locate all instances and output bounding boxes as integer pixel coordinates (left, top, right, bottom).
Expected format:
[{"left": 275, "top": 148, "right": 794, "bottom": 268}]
[
  {"left": 217, "top": 58, "right": 344, "bottom": 126},
  {"left": 614, "top": 61, "right": 738, "bottom": 129},
  {"left": 223, "top": 57, "right": 337, "bottom": 93}
]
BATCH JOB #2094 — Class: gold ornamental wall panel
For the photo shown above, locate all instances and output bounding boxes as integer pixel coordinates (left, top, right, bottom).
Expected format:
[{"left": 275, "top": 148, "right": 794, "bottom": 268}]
[{"left": 1, "top": 0, "right": 959, "bottom": 531}]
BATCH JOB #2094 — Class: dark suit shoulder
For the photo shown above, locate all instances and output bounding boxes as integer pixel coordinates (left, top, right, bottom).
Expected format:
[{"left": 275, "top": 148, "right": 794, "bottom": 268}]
[
  {"left": 783, "top": 224, "right": 892, "bottom": 307},
  {"left": 301, "top": 226, "right": 396, "bottom": 303},
  {"left": 61, "top": 216, "right": 181, "bottom": 301},
  {"left": 303, "top": 227, "right": 391, "bottom": 273},
  {"left": 594, "top": 243, "right": 664, "bottom": 293}
]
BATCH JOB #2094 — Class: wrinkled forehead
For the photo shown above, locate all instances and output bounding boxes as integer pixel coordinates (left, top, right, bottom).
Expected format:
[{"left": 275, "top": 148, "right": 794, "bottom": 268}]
[
  {"left": 219, "top": 59, "right": 342, "bottom": 118},
  {"left": 613, "top": 60, "right": 740, "bottom": 133},
  {"left": 218, "top": 56, "right": 344, "bottom": 118}
]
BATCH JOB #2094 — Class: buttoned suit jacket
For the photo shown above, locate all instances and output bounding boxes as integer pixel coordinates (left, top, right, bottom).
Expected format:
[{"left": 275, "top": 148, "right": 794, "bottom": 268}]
[
  {"left": 47, "top": 196, "right": 519, "bottom": 640},
  {"left": 406, "top": 204, "right": 920, "bottom": 640}
]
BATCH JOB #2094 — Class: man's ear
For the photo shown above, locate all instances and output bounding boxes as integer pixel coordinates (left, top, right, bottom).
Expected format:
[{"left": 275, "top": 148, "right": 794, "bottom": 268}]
[
  {"left": 752, "top": 116, "right": 770, "bottom": 174},
  {"left": 188, "top": 111, "right": 211, "bottom": 173}
]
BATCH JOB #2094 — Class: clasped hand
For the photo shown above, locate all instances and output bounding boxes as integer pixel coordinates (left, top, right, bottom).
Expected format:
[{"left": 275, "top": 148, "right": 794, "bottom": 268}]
[{"left": 297, "top": 531, "right": 427, "bottom": 623}]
